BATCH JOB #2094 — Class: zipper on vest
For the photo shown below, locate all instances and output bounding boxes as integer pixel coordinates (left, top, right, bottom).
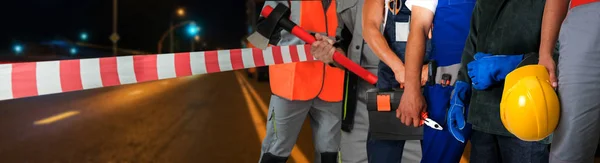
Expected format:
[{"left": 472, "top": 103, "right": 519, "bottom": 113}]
[
  {"left": 316, "top": 64, "right": 327, "bottom": 99},
  {"left": 323, "top": 1, "right": 330, "bottom": 36},
  {"left": 316, "top": 0, "right": 331, "bottom": 100}
]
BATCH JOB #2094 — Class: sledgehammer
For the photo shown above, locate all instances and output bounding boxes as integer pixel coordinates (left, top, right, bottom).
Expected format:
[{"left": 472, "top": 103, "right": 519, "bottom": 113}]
[{"left": 247, "top": 4, "right": 378, "bottom": 85}]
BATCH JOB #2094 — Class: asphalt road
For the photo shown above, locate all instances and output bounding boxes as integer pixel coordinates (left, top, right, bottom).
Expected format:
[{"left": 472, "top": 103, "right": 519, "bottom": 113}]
[
  {"left": 0, "top": 71, "right": 315, "bottom": 163},
  {"left": 0, "top": 70, "right": 598, "bottom": 163}
]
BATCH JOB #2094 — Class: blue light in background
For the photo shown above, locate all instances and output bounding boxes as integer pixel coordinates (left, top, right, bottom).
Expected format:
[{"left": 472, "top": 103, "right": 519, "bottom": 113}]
[
  {"left": 13, "top": 45, "right": 23, "bottom": 54},
  {"left": 70, "top": 47, "right": 78, "bottom": 55},
  {"left": 187, "top": 23, "right": 200, "bottom": 36},
  {"left": 80, "top": 33, "right": 88, "bottom": 41}
]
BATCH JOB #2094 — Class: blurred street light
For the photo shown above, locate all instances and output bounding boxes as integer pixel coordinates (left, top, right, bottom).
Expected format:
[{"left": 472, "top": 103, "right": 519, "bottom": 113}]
[
  {"left": 80, "top": 32, "right": 88, "bottom": 41},
  {"left": 13, "top": 44, "right": 23, "bottom": 54},
  {"left": 158, "top": 20, "right": 197, "bottom": 53},
  {"left": 191, "top": 35, "right": 201, "bottom": 51},
  {"left": 187, "top": 23, "right": 201, "bottom": 52},
  {"left": 177, "top": 8, "right": 186, "bottom": 17},
  {"left": 187, "top": 23, "right": 200, "bottom": 36},
  {"left": 70, "top": 47, "right": 78, "bottom": 55}
]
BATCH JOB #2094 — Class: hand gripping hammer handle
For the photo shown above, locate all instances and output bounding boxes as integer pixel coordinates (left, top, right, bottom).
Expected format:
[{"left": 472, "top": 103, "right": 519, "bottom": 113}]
[{"left": 261, "top": 6, "right": 378, "bottom": 85}]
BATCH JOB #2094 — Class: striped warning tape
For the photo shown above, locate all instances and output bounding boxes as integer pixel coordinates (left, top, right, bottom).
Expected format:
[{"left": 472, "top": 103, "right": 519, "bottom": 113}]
[{"left": 0, "top": 45, "right": 315, "bottom": 101}]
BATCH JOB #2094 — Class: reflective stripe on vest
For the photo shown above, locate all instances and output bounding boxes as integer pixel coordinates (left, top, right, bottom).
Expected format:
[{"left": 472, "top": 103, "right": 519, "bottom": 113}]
[
  {"left": 268, "top": 0, "right": 345, "bottom": 102},
  {"left": 570, "top": 0, "right": 599, "bottom": 8}
]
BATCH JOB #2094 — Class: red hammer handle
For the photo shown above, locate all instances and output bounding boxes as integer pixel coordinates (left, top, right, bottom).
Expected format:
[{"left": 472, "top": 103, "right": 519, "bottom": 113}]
[{"left": 261, "top": 6, "right": 378, "bottom": 85}]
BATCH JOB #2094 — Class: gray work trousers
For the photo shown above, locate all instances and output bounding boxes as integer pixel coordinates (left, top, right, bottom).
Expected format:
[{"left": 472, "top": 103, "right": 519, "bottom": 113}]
[
  {"left": 340, "top": 99, "right": 370, "bottom": 163},
  {"left": 550, "top": 2, "right": 600, "bottom": 163},
  {"left": 259, "top": 95, "right": 342, "bottom": 163}
]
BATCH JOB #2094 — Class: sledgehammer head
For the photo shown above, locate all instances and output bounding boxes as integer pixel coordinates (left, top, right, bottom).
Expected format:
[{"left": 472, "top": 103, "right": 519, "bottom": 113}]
[
  {"left": 247, "top": 32, "right": 271, "bottom": 50},
  {"left": 246, "top": 4, "right": 291, "bottom": 49}
]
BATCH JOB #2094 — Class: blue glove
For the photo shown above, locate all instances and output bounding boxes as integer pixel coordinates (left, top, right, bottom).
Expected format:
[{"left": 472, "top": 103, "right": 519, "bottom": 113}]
[
  {"left": 467, "top": 53, "right": 523, "bottom": 90},
  {"left": 447, "top": 81, "right": 471, "bottom": 143}
]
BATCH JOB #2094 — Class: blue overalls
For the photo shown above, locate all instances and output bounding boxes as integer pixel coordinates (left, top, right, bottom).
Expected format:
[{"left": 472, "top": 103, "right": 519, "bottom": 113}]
[
  {"left": 421, "top": 0, "right": 475, "bottom": 162},
  {"left": 377, "top": 0, "right": 431, "bottom": 90}
]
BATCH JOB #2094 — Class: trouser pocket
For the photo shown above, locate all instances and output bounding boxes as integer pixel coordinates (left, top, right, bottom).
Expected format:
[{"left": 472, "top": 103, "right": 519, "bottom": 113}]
[
  {"left": 422, "top": 84, "right": 470, "bottom": 163},
  {"left": 424, "top": 84, "right": 453, "bottom": 124}
]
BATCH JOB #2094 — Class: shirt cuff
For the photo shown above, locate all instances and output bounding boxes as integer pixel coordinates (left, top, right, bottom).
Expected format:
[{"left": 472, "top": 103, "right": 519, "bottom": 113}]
[{"left": 405, "top": 0, "right": 438, "bottom": 14}]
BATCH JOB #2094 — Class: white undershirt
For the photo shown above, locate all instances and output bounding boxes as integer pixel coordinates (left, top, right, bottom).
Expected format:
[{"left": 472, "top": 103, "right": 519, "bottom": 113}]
[{"left": 405, "top": 0, "right": 438, "bottom": 14}]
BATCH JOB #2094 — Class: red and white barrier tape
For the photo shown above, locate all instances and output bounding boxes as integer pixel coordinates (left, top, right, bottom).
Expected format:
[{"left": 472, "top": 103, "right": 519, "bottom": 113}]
[{"left": 0, "top": 45, "right": 315, "bottom": 101}]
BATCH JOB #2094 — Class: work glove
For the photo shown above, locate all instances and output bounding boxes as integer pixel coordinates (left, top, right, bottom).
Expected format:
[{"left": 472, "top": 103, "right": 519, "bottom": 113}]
[
  {"left": 467, "top": 53, "right": 523, "bottom": 90},
  {"left": 447, "top": 81, "right": 471, "bottom": 143}
]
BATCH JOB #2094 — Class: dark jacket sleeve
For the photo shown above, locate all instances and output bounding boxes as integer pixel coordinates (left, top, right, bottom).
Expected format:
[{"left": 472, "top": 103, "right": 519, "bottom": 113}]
[
  {"left": 331, "top": 12, "right": 353, "bottom": 69},
  {"left": 334, "top": 4, "right": 353, "bottom": 54},
  {"left": 456, "top": 3, "right": 479, "bottom": 85}
]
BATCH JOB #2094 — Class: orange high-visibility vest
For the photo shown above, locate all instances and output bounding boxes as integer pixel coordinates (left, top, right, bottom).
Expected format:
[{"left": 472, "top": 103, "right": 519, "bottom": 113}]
[{"left": 269, "top": 0, "right": 344, "bottom": 102}]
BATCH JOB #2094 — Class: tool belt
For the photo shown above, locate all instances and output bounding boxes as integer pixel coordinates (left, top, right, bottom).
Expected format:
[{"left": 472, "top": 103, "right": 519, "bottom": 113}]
[{"left": 365, "top": 60, "right": 456, "bottom": 112}]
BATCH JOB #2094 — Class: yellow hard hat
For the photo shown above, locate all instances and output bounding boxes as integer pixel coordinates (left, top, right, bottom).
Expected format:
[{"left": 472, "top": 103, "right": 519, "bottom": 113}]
[{"left": 500, "top": 64, "right": 560, "bottom": 141}]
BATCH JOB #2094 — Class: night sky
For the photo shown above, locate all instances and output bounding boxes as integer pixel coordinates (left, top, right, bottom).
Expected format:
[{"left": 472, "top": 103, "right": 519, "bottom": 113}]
[{"left": 0, "top": 0, "right": 251, "bottom": 53}]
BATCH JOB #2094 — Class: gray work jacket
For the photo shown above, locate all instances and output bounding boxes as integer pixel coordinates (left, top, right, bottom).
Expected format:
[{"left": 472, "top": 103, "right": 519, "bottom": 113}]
[{"left": 337, "top": 0, "right": 423, "bottom": 140}]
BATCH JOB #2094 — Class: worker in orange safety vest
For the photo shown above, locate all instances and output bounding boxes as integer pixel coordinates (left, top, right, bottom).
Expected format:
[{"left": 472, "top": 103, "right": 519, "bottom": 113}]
[{"left": 257, "top": 1, "right": 345, "bottom": 163}]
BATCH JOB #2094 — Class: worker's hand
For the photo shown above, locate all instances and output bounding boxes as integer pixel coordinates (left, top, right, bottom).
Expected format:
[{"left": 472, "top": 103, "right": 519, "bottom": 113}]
[
  {"left": 394, "top": 66, "right": 406, "bottom": 88},
  {"left": 538, "top": 54, "right": 558, "bottom": 88},
  {"left": 421, "top": 64, "right": 429, "bottom": 86},
  {"left": 398, "top": 88, "right": 427, "bottom": 127},
  {"left": 311, "top": 33, "right": 336, "bottom": 64}
]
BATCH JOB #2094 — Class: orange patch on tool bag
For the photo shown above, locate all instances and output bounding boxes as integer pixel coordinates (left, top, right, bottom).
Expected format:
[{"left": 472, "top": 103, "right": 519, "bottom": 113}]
[{"left": 376, "top": 94, "right": 392, "bottom": 111}]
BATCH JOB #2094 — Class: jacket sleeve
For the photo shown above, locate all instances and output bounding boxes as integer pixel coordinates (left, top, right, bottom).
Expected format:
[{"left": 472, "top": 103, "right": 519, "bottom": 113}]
[
  {"left": 456, "top": 3, "right": 479, "bottom": 85},
  {"left": 335, "top": 12, "right": 352, "bottom": 55},
  {"left": 331, "top": 9, "right": 352, "bottom": 69}
]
